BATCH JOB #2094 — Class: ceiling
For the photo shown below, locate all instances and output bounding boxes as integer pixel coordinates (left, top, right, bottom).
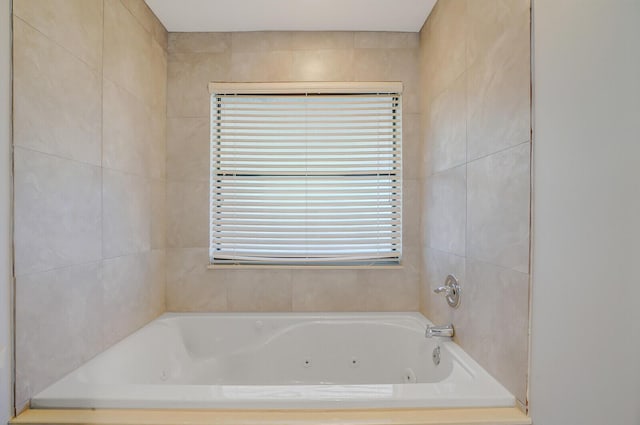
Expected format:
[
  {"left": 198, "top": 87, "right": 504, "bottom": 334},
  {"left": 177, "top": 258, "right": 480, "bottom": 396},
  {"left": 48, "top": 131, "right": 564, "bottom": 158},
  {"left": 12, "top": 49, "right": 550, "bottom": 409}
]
[{"left": 144, "top": 0, "right": 437, "bottom": 33}]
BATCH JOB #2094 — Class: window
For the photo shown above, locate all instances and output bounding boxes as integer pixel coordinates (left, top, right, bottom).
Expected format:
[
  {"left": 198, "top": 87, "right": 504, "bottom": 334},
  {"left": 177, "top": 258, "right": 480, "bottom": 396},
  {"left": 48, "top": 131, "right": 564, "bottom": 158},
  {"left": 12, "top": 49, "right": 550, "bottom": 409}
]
[{"left": 209, "top": 82, "right": 402, "bottom": 266}]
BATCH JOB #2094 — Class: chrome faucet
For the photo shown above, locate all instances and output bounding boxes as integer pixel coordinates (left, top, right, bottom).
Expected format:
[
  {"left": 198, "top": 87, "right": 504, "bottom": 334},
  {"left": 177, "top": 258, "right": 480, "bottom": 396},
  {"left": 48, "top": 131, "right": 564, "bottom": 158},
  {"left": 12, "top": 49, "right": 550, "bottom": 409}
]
[
  {"left": 425, "top": 324, "right": 454, "bottom": 338},
  {"left": 433, "top": 275, "right": 461, "bottom": 308}
]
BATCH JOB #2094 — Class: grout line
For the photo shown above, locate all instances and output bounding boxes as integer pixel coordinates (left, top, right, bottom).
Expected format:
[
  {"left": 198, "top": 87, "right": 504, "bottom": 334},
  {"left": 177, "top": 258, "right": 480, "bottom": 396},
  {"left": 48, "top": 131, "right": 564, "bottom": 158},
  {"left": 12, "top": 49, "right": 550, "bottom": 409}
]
[
  {"left": 9, "top": 0, "right": 17, "bottom": 416},
  {"left": 14, "top": 259, "right": 103, "bottom": 280},
  {"left": 12, "top": 16, "right": 100, "bottom": 74},
  {"left": 427, "top": 244, "right": 529, "bottom": 277},
  {"left": 13, "top": 145, "right": 101, "bottom": 169},
  {"left": 100, "top": 0, "right": 105, "bottom": 264},
  {"left": 428, "top": 139, "right": 531, "bottom": 178}
]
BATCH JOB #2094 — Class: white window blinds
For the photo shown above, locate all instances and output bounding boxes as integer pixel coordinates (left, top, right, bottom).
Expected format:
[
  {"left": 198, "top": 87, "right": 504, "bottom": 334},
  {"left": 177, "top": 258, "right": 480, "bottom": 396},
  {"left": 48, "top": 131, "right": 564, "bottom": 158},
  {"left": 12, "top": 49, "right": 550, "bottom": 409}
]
[{"left": 210, "top": 85, "right": 402, "bottom": 266}]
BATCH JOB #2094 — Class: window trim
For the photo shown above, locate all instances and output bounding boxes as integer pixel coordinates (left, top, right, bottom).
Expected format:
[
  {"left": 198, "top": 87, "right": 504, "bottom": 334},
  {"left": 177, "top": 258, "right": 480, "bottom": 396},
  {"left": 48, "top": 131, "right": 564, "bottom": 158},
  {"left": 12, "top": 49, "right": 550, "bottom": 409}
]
[{"left": 208, "top": 81, "right": 404, "bottom": 268}]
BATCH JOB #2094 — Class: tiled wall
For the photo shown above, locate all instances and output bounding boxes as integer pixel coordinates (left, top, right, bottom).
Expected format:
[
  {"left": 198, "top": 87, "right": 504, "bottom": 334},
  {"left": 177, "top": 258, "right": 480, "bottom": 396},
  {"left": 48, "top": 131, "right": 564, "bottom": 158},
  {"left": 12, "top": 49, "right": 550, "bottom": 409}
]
[
  {"left": 418, "top": 0, "right": 531, "bottom": 405},
  {"left": 12, "top": 0, "right": 167, "bottom": 410},
  {"left": 166, "top": 32, "right": 422, "bottom": 312}
]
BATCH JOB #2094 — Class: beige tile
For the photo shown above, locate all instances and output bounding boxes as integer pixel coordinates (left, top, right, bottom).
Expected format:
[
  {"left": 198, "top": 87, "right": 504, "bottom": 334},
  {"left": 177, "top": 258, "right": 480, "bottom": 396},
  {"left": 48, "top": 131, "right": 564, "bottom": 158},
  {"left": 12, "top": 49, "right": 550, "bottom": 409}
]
[
  {"left": 467, "top": 143, "right": 530, "bottom": 273},
  {"left": 149, "top": 114, "right": 167, "bottom": 179},
  {"left": 422, "top": 248, "right": 465, "bottom": 325},
  {"left": 169, "top": 32, "right": 231, "bottom": 54},
  {"left": 353, "top": 48, "right": 419, "bottom": 115},
  {"left": 166, "top": 180, "right": 209, "bottom": 248},
  {"left": 14, "top": 148, "right": 102, "bottom": 276},
  {"left": 13, "top": 18, "right": 102, "bottom": 165},
  {"left": 167, "top": 118, "right": 210, "bottom": 182},
  {"left": 226, "top": 271, "right": 293, "bottom": 312},
  {"left": 231, "top": 32, "right": 292, "bottom": 52},
  {"left": 455, "top": 259, "right": 529, "bottom": 404},
  {"left": 230, "top": 51, "right": 293, "bottom": 82},
  {"left": 403, "top": 113, "right": 422, "bottom": 180},
  {"left": 403, "top": 179, "right": 422, "bottom": 249},
  {"left": 425, "top": 72, "right": 467, "bottom": 174},
  {"left": 15, "top": 262, "right": 103, "bottom": 407},
  {"left": 466, "top": 16, "right": 530, "bottom": 160},
  {"left": 358, "top": 271, "right": 419, "bottom": 311},
  {"left": 102, "top": 78, "right": 151, "bottom": 177},
  {"left": 167, "top": 52, "right": 230, "bottom": 118},
  {"left": 353, "top": 48, "right": 418, "bottom": 83},
  {"left": 402, "top": 81, "right": 421, "bottom": 115},
  {"left": 424, "top": 165, "right": 466, "bottom": 257},
  {"left": 291, "top": 270, "right": 363, "bottom": 311},
  {"left": 103, "top": 0, "right": 152, "bottom": 104},
  {"left": 150, "top": 13, "right": 168, "bottom": 49},
  {"left": 149, "top": 25, "right": 167, "bottom": 180},
  {"left": 102, "top": 169, "right": 151, "bottom": 258},
  {"left": 292, "top": 49, "right": 355, "bottom": 81},
  {"left": 149, "top": 249, "right": 167, "bottom": 314},
  {"left": 466, "top": 0, "right": 530, "bottom": 68},
  {"left": 102, "top": 252, "right": 155, "bottom": 346},
  {"left": 105, "top": 241, "right": 161, "bottom": 381},
  {"left": 166, "top": 248, "right": 227, "bottom": 311},
  {"left": 420, "top": 0, "right": 467, "bottom": 101},
  {"left": 291, "top": 32, "right": 354, "bottom": 50},
  {"left": 14, "top": 0, "right": 103, "bottom": 69},
  {"left": 149, "top": 39, "right": 168, "bottom": 115},
  {"left": 151, "top": 179, "right": 166, "bottom": 249},
  {"left": 357, "top": 250, "right": 421, "bottom": 311},
  {"left": 120, "top": 0, "right": 155, "bottom": 35},
  {"left": 354, "top": 32, "right": 419, "bottom": 49}
]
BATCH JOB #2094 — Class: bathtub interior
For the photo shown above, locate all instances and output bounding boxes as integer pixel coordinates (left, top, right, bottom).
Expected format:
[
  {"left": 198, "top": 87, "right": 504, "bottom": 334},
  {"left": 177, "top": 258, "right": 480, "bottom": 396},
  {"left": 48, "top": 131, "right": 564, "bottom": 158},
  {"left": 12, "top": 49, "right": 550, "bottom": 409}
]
[
  {"left": 31, "top": 313, "right": 515, "bottom": 409},
  {"left": 77, "top": 314, "right": 454, "bottom": 386}
]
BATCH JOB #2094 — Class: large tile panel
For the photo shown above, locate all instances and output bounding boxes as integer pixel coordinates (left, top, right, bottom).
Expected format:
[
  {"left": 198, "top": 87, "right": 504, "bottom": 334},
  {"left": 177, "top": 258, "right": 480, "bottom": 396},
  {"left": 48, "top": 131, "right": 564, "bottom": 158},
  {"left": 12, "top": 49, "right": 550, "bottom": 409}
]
[
  {"left": 167, "top": 117, "right": 210, "bottom": 182},
  {"left": 291, "top": 270, "right": 363, "bottom": 312},
  {"left": 424, "top": 165, "right": 466, "bottom": 256},
  {"left": 424, "top": 73, "right": 467, "bottom": 174},
  {"left": 102, "top": 169, "right": 151, "bottom": 258},
  {"left": 13, "top": 18, "right": 102, "bottom": 165},
  {"left": 166, "top": 248, "right": 227, "bottom": 311},
  {"left": 102, "top": 78, "right": 151, "bottom": 177},
  {"left": 14, "top": 148, "right": 102, "bottom": 275},
  {"left": 226, "top": 271, "right": 293, "bottom": 312},
  {"left": 466, "top": 6, "right": 530, "bottom": 160},
  {"left": 169, "top": 32, "right": 231, "bottom": 54},
  {"left": 291, "top": 49, "right": 355, "bottom": 81},
  {"left": 455, "top": 259, "right": 529, "bottom": 403},
  {"left": 420, "top": 0, "right": 467, "bottom": 101},
  {"left": 103, "top": 0, "right": 152, "bottom": 104},
  {"left": 230, "top": 51, "right": 293, "bottom": 82},
  {"left": 167, "top": 52, "right": 230, "bottom": 118},
  {"left": 102, "top": 252, "right": 155, "bottom": 346},
  {"left": 15, "top": 262, "right": 103, "bottom": 408},
  {"left": 151, "top": 179, "right": 167, "bottom": 249},
  {"left": 166, "top": 180, "right": 209, "bottom": 248},
  {"left": 14, "top": 0, "right": 103, "bottom": 70},
  {"left": 467, "top": 143, "right": 530, "bottom": 273}
]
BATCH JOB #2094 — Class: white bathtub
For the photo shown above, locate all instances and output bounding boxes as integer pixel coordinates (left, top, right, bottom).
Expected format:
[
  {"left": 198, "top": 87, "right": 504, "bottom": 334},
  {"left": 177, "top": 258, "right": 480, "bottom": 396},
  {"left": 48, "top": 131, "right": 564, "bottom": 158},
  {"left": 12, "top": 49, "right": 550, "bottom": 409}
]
[{"left": 31, "top": 312, "right": 514, "bottom": 409}]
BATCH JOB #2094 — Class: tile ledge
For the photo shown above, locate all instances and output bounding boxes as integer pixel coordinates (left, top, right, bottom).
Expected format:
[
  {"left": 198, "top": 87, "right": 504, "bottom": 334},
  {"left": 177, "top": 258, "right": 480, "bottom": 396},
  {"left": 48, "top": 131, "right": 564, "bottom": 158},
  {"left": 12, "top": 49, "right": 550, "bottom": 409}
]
[{"left": 12, "top": 407, "right": 531, "bottom": 425}]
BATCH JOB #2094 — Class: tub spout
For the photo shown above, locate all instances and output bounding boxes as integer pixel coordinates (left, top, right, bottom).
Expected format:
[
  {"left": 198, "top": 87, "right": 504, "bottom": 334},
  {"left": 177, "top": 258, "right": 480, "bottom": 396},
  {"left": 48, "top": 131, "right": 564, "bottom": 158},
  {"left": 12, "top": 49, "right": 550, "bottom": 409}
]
[{"left": 425, "top": 324, "right": 454, "bottom": 338}]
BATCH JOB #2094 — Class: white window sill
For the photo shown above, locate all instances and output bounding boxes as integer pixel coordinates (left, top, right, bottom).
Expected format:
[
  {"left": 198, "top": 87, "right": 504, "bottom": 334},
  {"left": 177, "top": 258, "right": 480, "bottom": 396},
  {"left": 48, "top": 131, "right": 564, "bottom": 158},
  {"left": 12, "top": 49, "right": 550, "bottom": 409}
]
[{"left": 206, "top": 264, "right": 404, "bottom": 270}]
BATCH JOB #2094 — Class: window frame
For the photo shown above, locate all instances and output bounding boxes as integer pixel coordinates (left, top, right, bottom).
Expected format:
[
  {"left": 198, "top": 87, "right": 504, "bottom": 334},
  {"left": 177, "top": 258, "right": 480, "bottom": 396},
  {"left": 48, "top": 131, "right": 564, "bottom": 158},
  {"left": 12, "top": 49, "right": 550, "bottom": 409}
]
[{"left": 208, "top": 82, "right": 404, "bottom": 269}]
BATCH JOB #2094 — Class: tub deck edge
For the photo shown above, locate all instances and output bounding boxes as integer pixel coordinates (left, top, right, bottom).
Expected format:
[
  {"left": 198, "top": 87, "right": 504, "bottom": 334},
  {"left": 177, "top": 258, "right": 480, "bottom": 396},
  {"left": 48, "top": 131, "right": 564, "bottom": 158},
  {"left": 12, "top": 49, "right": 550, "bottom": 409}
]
[{"left": 11, "top": 407, "right": 531, "bottom": 425}]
